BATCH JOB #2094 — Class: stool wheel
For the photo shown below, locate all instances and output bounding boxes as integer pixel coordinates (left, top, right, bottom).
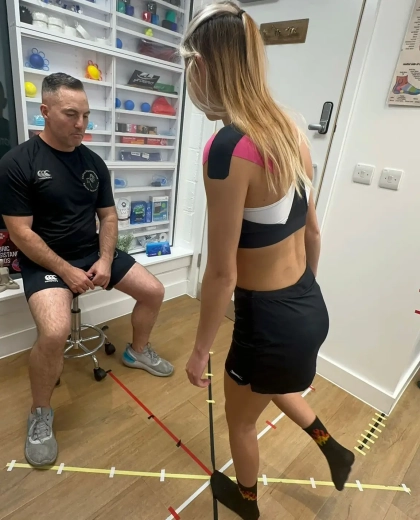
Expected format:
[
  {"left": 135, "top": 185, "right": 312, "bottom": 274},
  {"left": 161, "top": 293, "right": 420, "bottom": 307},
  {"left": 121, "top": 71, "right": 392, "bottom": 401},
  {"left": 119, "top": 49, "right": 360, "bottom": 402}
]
[
  {"left": 94, "top": 367, "right": 107, "bottom": 382},
  {"left": 417, "top": 380, "right": 420, "bottom": 389},
  {"left": 56, "top": 378, "right": 61, "bottom": 386},
  {"left": 105, "top": 342, "right": 116, "bottom": 356}
]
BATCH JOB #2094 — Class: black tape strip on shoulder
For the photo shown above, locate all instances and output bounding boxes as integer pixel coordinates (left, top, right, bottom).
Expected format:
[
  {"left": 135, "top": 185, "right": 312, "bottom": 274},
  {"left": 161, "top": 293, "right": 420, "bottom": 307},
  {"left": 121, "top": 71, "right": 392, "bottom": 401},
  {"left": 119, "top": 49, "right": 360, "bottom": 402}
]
[{"left": 207, "top": 125, "right": 244, "bottom": 180}]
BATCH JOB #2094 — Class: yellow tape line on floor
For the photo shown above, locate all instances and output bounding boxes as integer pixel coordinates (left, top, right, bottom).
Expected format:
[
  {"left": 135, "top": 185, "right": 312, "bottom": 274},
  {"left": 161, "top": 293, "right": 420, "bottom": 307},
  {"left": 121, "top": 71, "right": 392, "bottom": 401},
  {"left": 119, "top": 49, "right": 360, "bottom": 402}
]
[{"left": 4, "top": 462, "right": 411, "bottom": 493}]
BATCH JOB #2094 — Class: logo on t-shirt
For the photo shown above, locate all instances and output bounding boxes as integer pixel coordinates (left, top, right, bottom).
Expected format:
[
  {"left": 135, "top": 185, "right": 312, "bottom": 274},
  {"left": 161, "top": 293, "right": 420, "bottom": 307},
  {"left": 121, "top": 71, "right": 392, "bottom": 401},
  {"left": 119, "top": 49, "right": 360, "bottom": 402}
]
[
  {"left": 82, "top": 170, "right": 99, "bottom": 192},
  {"left": 37, "top": 170, "right": 52, "bottom": 179}
]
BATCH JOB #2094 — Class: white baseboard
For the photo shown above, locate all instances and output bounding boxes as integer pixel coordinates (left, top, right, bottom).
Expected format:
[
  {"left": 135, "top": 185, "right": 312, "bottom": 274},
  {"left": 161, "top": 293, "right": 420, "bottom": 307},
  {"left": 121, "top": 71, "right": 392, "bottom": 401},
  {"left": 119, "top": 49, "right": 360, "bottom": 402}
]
[{"left": 317, "top": 352, "right": 420, "bottom": 414}]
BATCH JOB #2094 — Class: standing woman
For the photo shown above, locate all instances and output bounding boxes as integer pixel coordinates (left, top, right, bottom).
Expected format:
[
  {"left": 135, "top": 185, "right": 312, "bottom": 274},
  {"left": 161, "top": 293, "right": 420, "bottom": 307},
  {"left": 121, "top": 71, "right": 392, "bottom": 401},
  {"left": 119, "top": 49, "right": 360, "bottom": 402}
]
[{"left": 181, "top": 3, "right": 355, "bottom": 519}]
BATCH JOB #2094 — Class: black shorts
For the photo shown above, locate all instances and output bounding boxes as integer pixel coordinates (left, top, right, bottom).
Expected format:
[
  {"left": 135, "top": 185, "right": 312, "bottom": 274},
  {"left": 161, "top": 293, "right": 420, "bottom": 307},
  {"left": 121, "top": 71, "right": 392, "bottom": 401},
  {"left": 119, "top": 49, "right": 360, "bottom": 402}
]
[
  {"left": 225, "top": 265, "right": 329, "bottom": 394},
  {"left": 20, "top": 248, "right": 136, "bottom": 301}
]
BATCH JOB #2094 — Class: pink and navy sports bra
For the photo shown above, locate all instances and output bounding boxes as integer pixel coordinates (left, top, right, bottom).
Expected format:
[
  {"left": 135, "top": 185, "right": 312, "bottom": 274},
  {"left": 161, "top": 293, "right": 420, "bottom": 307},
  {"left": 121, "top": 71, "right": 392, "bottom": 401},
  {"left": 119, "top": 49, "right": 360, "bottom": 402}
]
[{"left": 203, "top": 124, "right": 310, "bottom": 249}]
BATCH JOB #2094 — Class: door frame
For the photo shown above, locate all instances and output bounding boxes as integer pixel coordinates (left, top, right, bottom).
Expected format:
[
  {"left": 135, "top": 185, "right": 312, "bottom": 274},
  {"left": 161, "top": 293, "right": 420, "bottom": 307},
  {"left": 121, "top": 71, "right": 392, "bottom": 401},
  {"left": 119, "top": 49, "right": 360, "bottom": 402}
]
[
  {"left": 316, "top": 0, "right": 380, "bottom": 230},
  {"left": 195, "top": 0, "right": 381, "bottom": 314}
]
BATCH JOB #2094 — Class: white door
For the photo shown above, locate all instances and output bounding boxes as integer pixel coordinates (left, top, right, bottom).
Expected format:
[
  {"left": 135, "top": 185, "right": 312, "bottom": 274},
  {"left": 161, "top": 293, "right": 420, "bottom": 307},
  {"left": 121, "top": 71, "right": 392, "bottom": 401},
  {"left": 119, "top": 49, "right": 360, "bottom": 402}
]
[{"left": 198, "top": 0, "right": 365, "bottom": 292}]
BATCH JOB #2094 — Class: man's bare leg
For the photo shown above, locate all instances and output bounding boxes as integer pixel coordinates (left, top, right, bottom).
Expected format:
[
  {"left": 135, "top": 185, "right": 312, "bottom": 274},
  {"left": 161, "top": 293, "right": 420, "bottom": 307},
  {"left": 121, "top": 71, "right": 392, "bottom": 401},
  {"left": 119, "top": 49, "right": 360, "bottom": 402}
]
[{"left": 26, "top": 288, "right": 72, "bottom": 467}]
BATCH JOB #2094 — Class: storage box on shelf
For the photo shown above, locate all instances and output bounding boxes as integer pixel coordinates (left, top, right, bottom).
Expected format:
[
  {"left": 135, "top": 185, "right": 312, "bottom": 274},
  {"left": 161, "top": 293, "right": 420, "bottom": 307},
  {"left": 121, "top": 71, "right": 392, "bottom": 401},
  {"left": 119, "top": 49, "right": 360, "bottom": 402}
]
[{"left": 6, "top": 0, "right": 189, "bottom": 264}]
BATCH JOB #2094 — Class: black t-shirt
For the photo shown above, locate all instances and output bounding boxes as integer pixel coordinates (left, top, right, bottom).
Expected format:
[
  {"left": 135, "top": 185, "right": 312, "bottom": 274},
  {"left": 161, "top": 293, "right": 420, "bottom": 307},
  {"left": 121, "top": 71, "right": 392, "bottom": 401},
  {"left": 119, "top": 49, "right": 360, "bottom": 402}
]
[{"left": 0, "top": 136, "right": 115, "bottom": 261}]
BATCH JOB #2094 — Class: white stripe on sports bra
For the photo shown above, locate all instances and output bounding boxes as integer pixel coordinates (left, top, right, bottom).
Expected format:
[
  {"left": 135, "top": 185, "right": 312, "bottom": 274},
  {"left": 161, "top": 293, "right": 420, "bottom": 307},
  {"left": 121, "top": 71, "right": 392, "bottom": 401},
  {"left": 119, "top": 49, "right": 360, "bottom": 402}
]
[{"left": 243, "top": 185, "right": 311, "bottom": 225}]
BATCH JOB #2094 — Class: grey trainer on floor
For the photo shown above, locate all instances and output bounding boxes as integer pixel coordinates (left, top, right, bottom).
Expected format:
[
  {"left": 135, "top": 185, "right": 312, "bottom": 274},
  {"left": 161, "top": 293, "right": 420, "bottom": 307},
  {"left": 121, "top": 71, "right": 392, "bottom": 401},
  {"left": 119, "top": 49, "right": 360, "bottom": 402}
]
[
  {"left": 25, "top": 407, "right": 58, "bottom": 467},
  {"left": 122, "top": 343, "right": 174, "bottom": 377}
]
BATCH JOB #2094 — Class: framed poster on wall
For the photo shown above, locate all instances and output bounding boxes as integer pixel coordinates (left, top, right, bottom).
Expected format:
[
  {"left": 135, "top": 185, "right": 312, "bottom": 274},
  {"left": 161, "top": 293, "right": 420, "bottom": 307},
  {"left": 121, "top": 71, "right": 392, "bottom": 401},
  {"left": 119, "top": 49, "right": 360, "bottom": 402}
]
[{"left": 388, "top": 0, "right": 420, "bottom": 106}]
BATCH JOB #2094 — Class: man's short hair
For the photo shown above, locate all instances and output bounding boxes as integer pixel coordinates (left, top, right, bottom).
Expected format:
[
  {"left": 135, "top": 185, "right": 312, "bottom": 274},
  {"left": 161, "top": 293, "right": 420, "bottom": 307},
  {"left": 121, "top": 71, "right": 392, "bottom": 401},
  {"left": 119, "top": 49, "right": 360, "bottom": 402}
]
[{"left": 42, "top": 73, "right": 84, "bottom": 97}]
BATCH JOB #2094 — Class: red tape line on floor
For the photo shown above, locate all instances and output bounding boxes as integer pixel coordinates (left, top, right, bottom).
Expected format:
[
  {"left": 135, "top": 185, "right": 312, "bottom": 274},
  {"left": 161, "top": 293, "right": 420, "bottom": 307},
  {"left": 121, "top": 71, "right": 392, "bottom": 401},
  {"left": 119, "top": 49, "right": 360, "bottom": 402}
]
[
  {"left": 168, "top": 507, "right": 181, "bottom": 520},
  {"left": 109, "top": 372, "right": 212, "bottom": 476},
  {"left": 266, "top": 420, "right": 276, "bottom": 429}
]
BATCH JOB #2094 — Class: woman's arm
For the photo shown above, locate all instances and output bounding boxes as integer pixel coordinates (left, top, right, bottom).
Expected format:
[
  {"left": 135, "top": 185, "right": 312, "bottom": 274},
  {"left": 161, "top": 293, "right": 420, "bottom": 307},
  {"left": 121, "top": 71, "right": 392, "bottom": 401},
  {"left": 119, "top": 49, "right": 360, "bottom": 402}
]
[
  {"left": 186, "top": 155, "right": 250, "bottom": 387},
  {"left": 300, "top": 140, "right": 321, "bottom": 275}
]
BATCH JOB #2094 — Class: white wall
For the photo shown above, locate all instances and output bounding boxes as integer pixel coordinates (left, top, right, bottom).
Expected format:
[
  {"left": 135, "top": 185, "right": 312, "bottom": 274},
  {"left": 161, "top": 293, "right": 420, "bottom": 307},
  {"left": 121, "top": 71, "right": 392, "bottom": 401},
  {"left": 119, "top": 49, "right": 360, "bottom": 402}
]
[{"left": 317, "top": 0, "right": 420, "bottom": 413}]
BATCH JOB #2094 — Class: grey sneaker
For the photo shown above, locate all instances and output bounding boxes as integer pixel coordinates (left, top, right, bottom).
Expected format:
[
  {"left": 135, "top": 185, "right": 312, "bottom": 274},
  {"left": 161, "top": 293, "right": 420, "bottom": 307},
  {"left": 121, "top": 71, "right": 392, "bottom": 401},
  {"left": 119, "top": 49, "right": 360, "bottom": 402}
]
[
  {"left": 122, "top": 343, "right": 174, "bottom": 377},
  {"left": 25, "top": 407, "right": 58, "bottom": 467}
]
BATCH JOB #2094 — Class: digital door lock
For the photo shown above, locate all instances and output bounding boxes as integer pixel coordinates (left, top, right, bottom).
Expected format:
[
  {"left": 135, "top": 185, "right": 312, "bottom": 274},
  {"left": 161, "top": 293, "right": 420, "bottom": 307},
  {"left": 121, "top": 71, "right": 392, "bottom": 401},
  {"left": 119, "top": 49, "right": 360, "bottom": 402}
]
[{"left": 308, "top": 101, "right": 334, "bottom": 135}]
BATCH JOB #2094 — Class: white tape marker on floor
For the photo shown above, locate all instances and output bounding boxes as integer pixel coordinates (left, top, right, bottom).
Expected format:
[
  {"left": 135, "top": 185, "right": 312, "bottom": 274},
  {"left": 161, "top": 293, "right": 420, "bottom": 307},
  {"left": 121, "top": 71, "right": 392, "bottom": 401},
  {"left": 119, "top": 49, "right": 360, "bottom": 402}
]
[
  {"left": 262, "top": 474, "right": 268, "bottom": 486},
  {"left": 7, "top": 460, "right": 16, "bottom": 472},
  {"left": 356, "top": 480, "right": 363, "bottom": 491},
  {"left": 165, "top": 387, "right": 313, "bottom": 520},
  {"left": 402, "top": 484, "right": 411, "bottom": 495},
  {"left": 57, "top": 463, "right": 65, "bottom": 475},
  {"left": 310, "top": 478, "right": 316, "bottom": 489},
  {"left": 161, "top": 469, "right": 166, "bottom": 482},
  {"left": 109, "top": 467, "right": 115, "bottom": 478}
]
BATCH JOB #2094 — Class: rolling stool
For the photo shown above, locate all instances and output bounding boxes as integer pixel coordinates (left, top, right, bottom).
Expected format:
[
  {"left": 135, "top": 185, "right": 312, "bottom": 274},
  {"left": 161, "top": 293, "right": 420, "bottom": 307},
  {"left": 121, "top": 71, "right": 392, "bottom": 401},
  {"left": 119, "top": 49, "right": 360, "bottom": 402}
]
[{"left": 56, "top": 295, "right": 116, "bottom": 384}]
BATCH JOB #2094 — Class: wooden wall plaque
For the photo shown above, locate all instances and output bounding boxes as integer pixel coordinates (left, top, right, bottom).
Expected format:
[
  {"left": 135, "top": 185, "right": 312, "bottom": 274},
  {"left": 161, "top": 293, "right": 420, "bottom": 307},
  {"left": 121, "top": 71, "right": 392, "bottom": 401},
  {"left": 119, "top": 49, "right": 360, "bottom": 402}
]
[{"left": 260, "top": 18, "right": 309, "bottom": 46}]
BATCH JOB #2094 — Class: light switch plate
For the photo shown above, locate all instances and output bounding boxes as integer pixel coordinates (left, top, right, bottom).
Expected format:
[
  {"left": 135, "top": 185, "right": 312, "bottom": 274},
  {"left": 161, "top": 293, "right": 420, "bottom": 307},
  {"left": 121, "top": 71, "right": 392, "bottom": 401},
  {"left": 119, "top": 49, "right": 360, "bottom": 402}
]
[
  {"left": 379, "top": 168, "right": 403, "bottom": 191},
  {"left": 353, "top": 163, "right": 375, "bottom": 185}
]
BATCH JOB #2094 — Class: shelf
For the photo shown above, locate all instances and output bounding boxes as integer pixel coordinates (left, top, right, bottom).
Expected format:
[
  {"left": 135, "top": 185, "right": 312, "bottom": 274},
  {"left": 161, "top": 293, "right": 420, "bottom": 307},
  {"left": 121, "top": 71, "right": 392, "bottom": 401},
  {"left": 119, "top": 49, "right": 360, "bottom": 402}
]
[
  {"left": 66, "top": 0, "right": 112, "bottom": 14},
  {"left": 116, "top": 109, "right": 177, "bottom": 120},
  {"left": 133, "top": 246, "right": 193, "bottom": 267},
  {"left": 23, "top": 67, "right": 112, "bottom": 87},
  {"left": 119, "top": 220, "right": 170, "bottom": 231},
  {"left": 0, "top": 278, "right": 24, "bottom": 302},
  {"left": 151, "top": 0, "right": 185, "bottom": 14},
  {"left": 114, "top": 186, "right": 172, "bottom": 193},
  {"left": 115, "top": 45, "right": 183, "bottom": 72},
  {"left": 116, "top": 12, "right": 183, "bottom": 40},
  {"left": 21, "top": 26, "right": 183, "bottom": 74},
  {"left": 27, "top": 125, "right": 111, "bottom": 135},
  {"left": 129, "top": 246, "right": 146, "bottom": 254},
  {"left": 115, "top": 132, "right": 176, "bottom": 139},
  {"left": 132, "top": 227, "right": 170, "bottom": 238},
  {"left": 116, "top": 25, "right": 179, "bottom": 50},
  {"left": 106, "top": 161, "right": 176, "bottom": 170},
  {"left": 85, "top": 142, "right": 112, "bottom": 146},
  {"left": 116, "top": 143, "right": 175, "bottom": 149},
  {"left": 116, "top": 84, "right": 179, "bottom": 99},
  {"left": 21, "top": 0, "right": 111, "bottom": 28},
  {"left": 26, "top": 97, "right": 112, "bottom": 111}
]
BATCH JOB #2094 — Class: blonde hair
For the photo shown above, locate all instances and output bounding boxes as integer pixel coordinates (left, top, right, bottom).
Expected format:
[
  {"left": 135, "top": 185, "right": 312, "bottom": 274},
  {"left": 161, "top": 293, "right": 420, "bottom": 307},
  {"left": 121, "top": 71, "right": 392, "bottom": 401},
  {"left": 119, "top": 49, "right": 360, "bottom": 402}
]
[{"left": 180, "top": 1, "right": 310, "bottom": 195}]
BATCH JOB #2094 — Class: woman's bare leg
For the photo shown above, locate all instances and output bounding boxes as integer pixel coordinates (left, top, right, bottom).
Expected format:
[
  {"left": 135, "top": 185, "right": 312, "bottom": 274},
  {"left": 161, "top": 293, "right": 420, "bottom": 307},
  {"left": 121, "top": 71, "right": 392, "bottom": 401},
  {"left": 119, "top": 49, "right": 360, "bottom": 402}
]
[
  {"left": 272, "top": 392, "right": 355, "bottom": 490},
  {"left": 210, "top": 371, "right": 272, "bottom": 520},
  {"left": 272, "top": 393, "right": 316, "bottom": 428}
]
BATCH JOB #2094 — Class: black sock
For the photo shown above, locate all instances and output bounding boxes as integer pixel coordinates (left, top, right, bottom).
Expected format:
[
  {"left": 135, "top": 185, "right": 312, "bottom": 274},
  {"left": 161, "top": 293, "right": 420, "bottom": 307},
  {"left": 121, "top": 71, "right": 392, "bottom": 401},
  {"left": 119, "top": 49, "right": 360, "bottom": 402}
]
[
  {"left": 304, "top": 417, "right": 355, "bottom": 491},
  {"left": 210, "top": 471, "right": 260, "bottom": 520}
]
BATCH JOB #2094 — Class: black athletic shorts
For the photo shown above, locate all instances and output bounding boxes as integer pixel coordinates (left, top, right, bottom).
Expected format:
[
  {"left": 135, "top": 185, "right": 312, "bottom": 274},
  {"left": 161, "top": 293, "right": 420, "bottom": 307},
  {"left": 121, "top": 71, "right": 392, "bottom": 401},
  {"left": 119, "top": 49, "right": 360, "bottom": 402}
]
[
  {"left": 20, "top": 248, "right": 136, "bottom": 302},
  {"left": 225, "top": 265, "right": 329, "bottom": 394}
]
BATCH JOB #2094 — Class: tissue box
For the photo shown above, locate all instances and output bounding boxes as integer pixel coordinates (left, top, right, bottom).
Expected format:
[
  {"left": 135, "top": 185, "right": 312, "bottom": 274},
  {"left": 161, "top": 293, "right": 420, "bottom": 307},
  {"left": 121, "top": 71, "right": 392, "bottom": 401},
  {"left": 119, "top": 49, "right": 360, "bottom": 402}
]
[{"left": 146, "top": 241, "right": 171, "bottom": 257}]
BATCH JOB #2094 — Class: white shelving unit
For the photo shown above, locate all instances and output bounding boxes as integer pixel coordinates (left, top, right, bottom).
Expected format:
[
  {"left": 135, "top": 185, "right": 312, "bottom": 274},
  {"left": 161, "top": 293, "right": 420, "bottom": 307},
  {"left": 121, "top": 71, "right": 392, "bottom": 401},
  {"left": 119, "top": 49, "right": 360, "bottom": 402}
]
[{"left": 7, "top": 0, "right": 190, "bottom": 257}]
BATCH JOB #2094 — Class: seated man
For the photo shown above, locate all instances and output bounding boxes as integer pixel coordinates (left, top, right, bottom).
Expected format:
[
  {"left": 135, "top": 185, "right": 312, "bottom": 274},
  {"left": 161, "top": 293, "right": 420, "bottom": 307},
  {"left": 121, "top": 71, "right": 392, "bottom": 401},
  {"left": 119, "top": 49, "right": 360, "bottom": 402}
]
[{"left": 0, "top": 73, "right": 174, "bottom": 468}]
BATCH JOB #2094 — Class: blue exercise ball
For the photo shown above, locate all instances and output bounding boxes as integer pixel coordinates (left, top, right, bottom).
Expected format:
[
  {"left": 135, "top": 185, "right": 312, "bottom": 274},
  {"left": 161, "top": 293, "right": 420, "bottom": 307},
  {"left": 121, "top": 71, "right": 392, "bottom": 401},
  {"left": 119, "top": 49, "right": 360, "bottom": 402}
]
[
  {"left": 115, "top": 98, "right": 121, "bottom": 108},
  {"left": 116, "top": 38, "right": 123, "bottom": 49},
  {"left": 141, "top": 102, "right": 151, "bottom": 112},
  {"left": 29, "top": 53, "right": 45, "bottom": 69},
  {"left": 124, "top": 100, "right": 135, "bottom": 110}
]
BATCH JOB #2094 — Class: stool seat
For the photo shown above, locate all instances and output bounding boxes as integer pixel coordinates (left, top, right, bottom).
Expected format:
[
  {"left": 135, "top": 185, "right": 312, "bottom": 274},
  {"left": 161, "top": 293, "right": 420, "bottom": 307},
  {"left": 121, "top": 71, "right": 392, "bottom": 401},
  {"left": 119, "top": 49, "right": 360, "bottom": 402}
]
[{"left": 63, "top": 295, "right": 115, "bottom": 381}]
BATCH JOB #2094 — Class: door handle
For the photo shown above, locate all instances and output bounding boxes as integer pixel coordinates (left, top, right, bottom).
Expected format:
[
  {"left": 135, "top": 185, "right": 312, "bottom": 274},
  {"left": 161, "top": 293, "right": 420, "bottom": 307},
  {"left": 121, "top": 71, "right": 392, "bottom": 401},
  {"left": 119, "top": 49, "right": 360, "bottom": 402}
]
[
  {"left": 308, "top": 101, "right": 334, "bottom": 135},
  {"left": 308, "top": 123, "right": 323, "bottom": 131}
]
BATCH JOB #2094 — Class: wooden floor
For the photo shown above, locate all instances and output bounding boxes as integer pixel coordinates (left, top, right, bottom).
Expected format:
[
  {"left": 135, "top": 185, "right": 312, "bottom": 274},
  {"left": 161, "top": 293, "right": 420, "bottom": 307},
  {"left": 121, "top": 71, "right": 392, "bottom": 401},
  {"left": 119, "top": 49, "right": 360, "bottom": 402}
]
[{"left": 0, "top": 295, "right": 419, "bottom": 520}]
